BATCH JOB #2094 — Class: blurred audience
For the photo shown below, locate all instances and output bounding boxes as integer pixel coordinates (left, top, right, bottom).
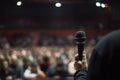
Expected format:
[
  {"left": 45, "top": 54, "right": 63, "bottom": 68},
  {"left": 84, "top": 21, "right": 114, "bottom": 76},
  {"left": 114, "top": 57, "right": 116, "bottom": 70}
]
[
  {"left": 46, "top": 58, "right": 69, "bottom": 78},
  {"left": 0, "top": 33, "right": 96, "bottom": 80}
]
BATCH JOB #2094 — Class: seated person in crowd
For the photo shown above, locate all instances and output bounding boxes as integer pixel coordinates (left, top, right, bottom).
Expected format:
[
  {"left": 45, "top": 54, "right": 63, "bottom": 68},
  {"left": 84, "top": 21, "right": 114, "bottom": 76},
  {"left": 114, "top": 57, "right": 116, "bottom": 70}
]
[
  {"left": 46, "top": 59, "right": 69, "bottom": 79},
  {"left": 39, "top": 56, "right": 51, "bottom": 74},
  {"left": 24, "top": 62, "right": 46, "bottom": 79},
  {"left": 0, "top": 59, "right": 15, "bottom": 80},
  {"left": 10, "top": 56, "right": 23, "bottom": 79}
]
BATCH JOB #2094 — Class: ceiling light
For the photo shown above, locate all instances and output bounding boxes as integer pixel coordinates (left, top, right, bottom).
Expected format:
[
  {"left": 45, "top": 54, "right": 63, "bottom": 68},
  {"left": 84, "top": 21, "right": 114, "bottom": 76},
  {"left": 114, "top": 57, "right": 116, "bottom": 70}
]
[
  {"left": 17, "top": 1, "right": 22, "bottom": 6},
  {"left": 96, "top": 2, "right": 101, "bottom": 7},
  {"left": 101, "top": 3, "right": 106, "bottom": 8},
  {"left": 55, "top": 2, "right": 62, "bottom": 7}
]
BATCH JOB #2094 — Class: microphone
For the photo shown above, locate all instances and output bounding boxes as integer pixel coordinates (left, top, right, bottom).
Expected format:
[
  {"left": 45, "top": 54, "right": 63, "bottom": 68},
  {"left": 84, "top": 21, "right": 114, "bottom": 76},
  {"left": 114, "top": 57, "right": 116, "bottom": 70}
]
[{"left": 74, "top": 31, "right": 87, "bottom": 61}]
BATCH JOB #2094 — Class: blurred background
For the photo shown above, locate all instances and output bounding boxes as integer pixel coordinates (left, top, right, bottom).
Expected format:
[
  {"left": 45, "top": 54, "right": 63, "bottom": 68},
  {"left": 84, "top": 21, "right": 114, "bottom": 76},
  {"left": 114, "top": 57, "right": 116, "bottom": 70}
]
[{"left": 0, "top": 0, "right": 120, "bottom": 80}]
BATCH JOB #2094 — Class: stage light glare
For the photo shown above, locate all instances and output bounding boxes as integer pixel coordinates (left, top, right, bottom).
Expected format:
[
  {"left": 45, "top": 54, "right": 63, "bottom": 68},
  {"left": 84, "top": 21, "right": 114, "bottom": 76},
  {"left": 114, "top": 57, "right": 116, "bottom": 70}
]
[
  {"left": 55, "top": 2, "right": 62, "bottom": 7},
  {"left": 17, "top": 1, "right": 22, "bottom": 6},
  {"left": 101, "top": 3, "right": 106, "bottom": 8},
  {"left": 96, "top": 2, "right": 101, "bottom": 7}
]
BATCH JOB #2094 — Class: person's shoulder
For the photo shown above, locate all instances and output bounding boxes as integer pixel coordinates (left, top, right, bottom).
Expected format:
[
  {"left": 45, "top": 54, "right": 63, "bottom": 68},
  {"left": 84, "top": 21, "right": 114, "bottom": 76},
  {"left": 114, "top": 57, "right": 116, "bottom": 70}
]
[
  {"left": 101, "top": 30, "right": 119, "bottom": 40},
  {"left": 47, "top": 65, "right": 56, "bottom": 71},
  {"left": 104, "top": 30, "right": 120, "bottom": 39},
  {"left": 95, "top": 30, "right": 120, "bottom": 48},
  {"left": 9, "top": 68, "right": 15, "bottom": 74},
  {"left": 93, "top": 30, "right": 120, "bottom": 56},
  {"left": 9, "top": 68, "right": 14, "bottom": 72}
]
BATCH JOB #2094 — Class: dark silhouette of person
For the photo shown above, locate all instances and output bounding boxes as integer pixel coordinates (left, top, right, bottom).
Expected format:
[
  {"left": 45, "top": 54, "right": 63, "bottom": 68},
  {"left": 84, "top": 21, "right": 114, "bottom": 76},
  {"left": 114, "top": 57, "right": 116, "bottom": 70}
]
[{"left": 74, "top": 30, "right": 120, "bottom": 80}]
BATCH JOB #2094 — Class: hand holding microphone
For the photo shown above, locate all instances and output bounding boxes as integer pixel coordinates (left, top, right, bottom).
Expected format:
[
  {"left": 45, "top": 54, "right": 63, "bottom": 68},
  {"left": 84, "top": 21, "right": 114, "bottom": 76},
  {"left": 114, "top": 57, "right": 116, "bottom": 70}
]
[
  {"left": 74, "top": 31, "right": 88, "bottom": 71},
  {"left": 74, "top": 31, "right": 86, "bottom": 61}
]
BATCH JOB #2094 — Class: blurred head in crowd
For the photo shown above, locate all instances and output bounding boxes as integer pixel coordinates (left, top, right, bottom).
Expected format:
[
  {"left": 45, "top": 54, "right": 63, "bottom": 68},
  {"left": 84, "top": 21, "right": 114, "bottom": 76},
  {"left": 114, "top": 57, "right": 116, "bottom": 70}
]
[
  {"left": 2, "top": 59, "right": 9, "bottom": 70},
  {"left": 46, "top": 58, "right": 69, "bottom": 78},
  {"left": 23, "top": 58, "right": 31, "bottom": 71},
  {"left": 30, "top": 63, "right": 38, "bottom": 73},
  {"left": 0, "top": 53, "right": 4, "bottom": 60},
  {"left": 0, "top": 59, "right": 15, "bottom": 80},
  {"left": 56, "top": 60, "right": 64, "bottom": 72},
  {"left": 40, "top": 56, "right": 51, "bottom": 73}
]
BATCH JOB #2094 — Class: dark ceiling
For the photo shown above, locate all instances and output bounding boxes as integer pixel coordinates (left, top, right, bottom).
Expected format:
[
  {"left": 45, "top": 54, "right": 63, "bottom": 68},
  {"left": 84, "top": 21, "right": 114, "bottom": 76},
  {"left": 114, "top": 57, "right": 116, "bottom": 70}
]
[{"left": 0, "top": 0, "right": 120, "bottom": 29}]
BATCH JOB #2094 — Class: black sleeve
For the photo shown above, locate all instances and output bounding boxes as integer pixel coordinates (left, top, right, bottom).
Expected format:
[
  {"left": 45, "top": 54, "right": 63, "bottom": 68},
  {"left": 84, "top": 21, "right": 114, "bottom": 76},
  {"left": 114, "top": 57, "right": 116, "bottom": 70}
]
[
  {"left": 87, "top": 49, "right": 103, "bottom": 80},
  {"left": 74, "top": 69, "right": 87, "bottom": 80}
]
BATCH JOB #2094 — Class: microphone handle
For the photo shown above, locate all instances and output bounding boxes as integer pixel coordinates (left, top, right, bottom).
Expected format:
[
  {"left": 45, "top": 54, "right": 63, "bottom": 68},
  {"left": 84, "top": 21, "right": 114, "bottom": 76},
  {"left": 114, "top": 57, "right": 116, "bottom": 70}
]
[{"left": 78, "top": 43, "right": 84, "bottom": 61}]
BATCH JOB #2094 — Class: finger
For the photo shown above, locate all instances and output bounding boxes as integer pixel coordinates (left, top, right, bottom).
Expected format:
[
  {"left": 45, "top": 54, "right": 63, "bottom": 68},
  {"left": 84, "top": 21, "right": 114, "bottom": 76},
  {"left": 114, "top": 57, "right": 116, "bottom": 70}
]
[
  {"left": 75, "top": 52, "right": 86, "bottom": 61},
  {"left": 74, "top": 61, "right": 82, "bottom": 71},
  {"left": 82, "top": 60, "right": 88, "bottom": 69},
  {"left": 82, "top": 52, "right": 87, "bottom": 60},
  {"left": 75, "top": 54, "right": 80, "bottom": 61}
]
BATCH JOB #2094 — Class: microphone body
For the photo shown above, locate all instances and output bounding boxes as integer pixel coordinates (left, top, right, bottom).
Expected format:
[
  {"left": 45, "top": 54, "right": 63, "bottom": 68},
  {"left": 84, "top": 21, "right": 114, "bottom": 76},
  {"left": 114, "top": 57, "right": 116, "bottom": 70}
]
[
  {"left": 77, "top": 43, "right": 84, "bottom": 61},
  {"left": 74, "top": 31, "right": 86, "bottom": 61}
]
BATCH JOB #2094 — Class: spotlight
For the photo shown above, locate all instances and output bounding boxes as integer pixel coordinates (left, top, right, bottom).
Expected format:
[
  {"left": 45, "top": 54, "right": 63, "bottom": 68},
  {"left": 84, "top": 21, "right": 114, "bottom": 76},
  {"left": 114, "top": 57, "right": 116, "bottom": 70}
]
[
  {"left": 55, "top": 2, "right": 62, "bottom": 7},
  {"left": 96, "top": 2, "right": 101, "bottom": 7},
  {"left": 101, "top": 3, "right": 106, "bottom": 8},
  {"left": 17, "top": 1, "right": 22, "bottom": 6}
]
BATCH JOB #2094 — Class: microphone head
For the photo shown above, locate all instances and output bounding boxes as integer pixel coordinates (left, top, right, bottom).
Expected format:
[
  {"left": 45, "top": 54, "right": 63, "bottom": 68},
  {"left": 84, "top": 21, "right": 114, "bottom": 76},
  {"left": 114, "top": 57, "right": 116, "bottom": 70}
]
[{"left": 74, "top": 31, "right": 87, "bottom": 43}]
